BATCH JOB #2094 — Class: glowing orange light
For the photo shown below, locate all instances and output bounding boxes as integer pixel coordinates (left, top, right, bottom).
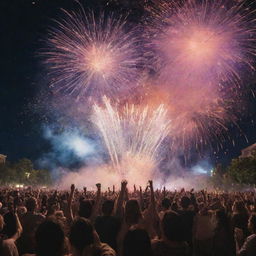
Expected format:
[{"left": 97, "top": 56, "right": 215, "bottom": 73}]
[{"left": 85, "top": 45, "right": 114, "bottom": 76}]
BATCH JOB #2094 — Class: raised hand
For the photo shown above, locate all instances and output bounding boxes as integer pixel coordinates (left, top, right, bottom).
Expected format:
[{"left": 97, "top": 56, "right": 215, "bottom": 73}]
[
  {"left": 121, "top": 180, "right": 128, "bottom": 188},
  {"left": 96, "top": 183, "right": 101, "bottom": 190}
]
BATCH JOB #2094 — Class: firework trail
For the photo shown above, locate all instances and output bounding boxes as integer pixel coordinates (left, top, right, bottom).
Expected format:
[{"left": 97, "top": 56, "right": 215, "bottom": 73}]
[
  {"left": 146, "top": 0, "right": 256, "bottom": 85},
  {"left": 92, "top": 97, "right": 170, "bottom": 178},
  {"left": 44, "top": 8, "right": 143, "bottom": 99}
]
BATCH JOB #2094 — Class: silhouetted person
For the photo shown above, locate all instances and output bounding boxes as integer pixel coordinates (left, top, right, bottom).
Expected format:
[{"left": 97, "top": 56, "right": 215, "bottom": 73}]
[
  {"left": 69, "top": 217, "right": 115, "bottom": 256},
  {"left": 95, "top": 200, "right": 121, "bottom": 250},
  {"left": 123, "top": 227, "right": 152, "bottom": 256}
]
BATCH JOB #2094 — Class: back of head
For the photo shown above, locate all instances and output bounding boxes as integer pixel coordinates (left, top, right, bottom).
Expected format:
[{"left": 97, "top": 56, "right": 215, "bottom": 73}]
[
  {"left": 162, "top": 211, "right": 183, "bottom": 242},
  {"left": 180, "top": 196, "right": 191, "bottom": 210},
  {"left": 233, "top": 201, "right": 247, "bottom": 215},
  {"left": 215, "top": 209, "right": 230, "bottom": 230},
  {"left": 125, "top": 200, "right": 141, "bottom": 225},
  {"left": 102, "top": 200, "right": 114, "bottom": 216},
  {"left": 69, "top": 217, "right": 94, "bottom": 253},
  {"left": 161, "top": 198, "right": 171, "bottom": 210},
  {"left": 123, "top": 228, "right": 152, "bottom": 256},
  {"left": 35, "top": 219, "right": 65, "bottom": 256},
  {"left": 79, "top": 200, "right": 93, "bottom": 218},
  {"left": 26, "top": 197, "right": 37, "bottom": 212},
  {"left": 2, "top": 212, "right": 17, "bottom": 238}
]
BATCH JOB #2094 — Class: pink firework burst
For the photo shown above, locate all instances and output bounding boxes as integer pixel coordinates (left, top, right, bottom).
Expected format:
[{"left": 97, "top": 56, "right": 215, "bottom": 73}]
[
  {"left": 43, "top": 8, "right": 143, "bottom": 100},
  {"left": 146, "top": 0, "right": 256, "bottom": 86}
]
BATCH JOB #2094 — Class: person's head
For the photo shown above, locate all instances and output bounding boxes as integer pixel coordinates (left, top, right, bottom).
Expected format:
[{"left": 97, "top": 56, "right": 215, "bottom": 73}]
[
  {"left": 180, "top": 196, "right": 191, "bottom": 209},
  {"left": 199, "top": 206, "right": 208, "bottom": 216},
  {"left": 17, "top": 206, "right": 27, "bottom": 215},
  {"left": 215, "top": 209, "right": 229, "bottom": 228},
  {"left": 102, "top": 200, "right": 114, "bottom": 216},
  {"left": 161, "top": 198, "right": 171, "bottom": 211},
  {"left": 162, "top": 211, "right": 184, "bottom": 242},
  {"left": 26, "top": 197, "right": 37, "bottom": 212},
  {"left": 248, "top": 213, "right": 256, "bottom": 234},
  {"left": 232, "top": 201, "right": 247, "bottom": 215},
  {"left": 69, "top": 217, "right": 94, "bottom": 254},
  {"left": 171, "top": 202, "right": 178, "bottom": 212},
  {"left": 2, "top": 212, "right": 17, "bottom": 238},
  {"left": 78, "top": 200, "right": 93, "bottom": 218},
  {"left": 125, "top": 200, "right": 142, "bottom": 225},
  {"left": 35, "top": 219, "right": 65, "bottom": 256},
  {"left": 123, "top": 227, "right": 152, "bottom": 256}
]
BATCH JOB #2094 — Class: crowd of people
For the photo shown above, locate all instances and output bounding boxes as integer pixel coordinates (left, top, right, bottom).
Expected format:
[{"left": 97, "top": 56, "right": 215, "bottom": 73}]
[{"left": 0, "top": 180, "right": 256, "bottom": 256}]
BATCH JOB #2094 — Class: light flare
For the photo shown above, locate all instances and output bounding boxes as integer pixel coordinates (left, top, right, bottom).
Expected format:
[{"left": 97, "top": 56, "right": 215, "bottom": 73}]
[{"left": 147, "top": 0, "right": 256, "bottom": 84}]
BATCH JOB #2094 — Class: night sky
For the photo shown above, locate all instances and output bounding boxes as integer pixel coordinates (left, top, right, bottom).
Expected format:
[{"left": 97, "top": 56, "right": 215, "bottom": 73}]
[{"left": 0, "top": 0, "right": 255, "bottom": 168}]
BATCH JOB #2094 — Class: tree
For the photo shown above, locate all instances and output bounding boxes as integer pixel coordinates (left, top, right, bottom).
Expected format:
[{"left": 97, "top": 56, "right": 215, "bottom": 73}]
[
  {"left": 227, "top": 150, "right": 256, "bottom": 185},
  {"left": 0, "top": 158, "right": 52, "bottom": 186},
  {"left": 13, "top": 158, "right": 34, "bottom": 184}
]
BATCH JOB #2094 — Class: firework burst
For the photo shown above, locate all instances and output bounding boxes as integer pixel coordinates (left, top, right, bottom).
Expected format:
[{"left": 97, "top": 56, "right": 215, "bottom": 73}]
[
  {"left": 142, "top": 82, "right": 240, "bottom": 154},
  {"left": 146, "top": 0, "right": 256, "bottom": 85},
  {"left": 44, "top": 8, "right": 143, "bottom": 99},
  {"left": 92, "top": 97, "right": 171, "bottom": 177}
]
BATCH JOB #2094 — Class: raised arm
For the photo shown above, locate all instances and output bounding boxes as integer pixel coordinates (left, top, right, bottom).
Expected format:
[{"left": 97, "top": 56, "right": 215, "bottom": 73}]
[
  {"left": 114, "top": 180, "right": 127, "bottom": 217},
  {"left": 149, "top": 180, "right": 161, "bottom": 237},
  {"left": 11, "top": 212, "right": 23, "bottom": 241},
  {"left": 67, "top": 184, "right": 75, "bottom": 222},
  {"left": 91, "top": 183, "right": 101, "bottom": 222},
  {"left": 139, "top": 186, "right": 143, "bottom": 210}
]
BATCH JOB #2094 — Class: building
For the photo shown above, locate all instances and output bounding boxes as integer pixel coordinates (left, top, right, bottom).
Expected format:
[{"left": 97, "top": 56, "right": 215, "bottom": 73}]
[
  {"left": 0, "top": 154, "right": 7, "bottom": 164},
  {"left": 240, "top": 143, "right": 256, "bottom": 158}
]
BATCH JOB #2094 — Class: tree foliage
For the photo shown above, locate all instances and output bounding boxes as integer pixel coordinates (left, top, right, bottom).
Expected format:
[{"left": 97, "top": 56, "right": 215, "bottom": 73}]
[
  {"left": 0, "top": 158, "right": 52, "bottom": 186},
  {"left": 227, "top": 150, "right": 256, "bottom": 185},
  {"left": 210, "top": 150, "right": 256, "bottom": 188}
]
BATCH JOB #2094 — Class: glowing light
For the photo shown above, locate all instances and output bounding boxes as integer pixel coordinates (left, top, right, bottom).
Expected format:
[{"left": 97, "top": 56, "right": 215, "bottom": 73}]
[
  {"left": 44, "top": 9, "right": 143, "bottom": 99},
  {"left": 147, "top": 0, "right": 256, "bottom": 84},
  {"left": 143, "top": 83, "right": 239, "bottom": 153},
  {"left": 92, "top": 97, "right": 171, "bottom": 178}
]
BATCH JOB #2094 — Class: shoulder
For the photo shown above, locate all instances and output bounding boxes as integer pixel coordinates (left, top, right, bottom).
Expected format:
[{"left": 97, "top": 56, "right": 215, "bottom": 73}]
[
  {"left": 2, "top": 238, "right": 16, "bottom": 247},
  {"left": 151, "top": 239, "right": 165, "bottom": 250},
  {"left": 238, "top": 234, "right": 256, "bottom": 256},
  {"left": 94, "top": 243, "right": 116, "bottom": 256},
  {"left": 245, "top": 234, "right": 256, "bottom": 244},
  {"left": 2, "top": 239, "right": 19, "bottom": 255}
]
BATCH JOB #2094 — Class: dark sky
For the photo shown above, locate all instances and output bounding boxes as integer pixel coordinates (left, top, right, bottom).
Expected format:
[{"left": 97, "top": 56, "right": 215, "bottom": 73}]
[{"left": 0, "top": 0, "right": 255, "bottom": 167}]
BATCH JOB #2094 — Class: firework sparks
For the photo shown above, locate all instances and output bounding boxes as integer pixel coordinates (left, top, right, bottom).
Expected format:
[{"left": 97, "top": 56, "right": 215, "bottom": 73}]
[
  {"left": 143, "top": 82, "right": 240, "bottom": 153},
  {"left": 44, "top": 8, "right": 143, "bottom": 99},
  {"left": 146, "top": 0, "right": 256, "bottom": 85},
  {"left": 92, "top": 97, "right": 171, "bottom": 178}
]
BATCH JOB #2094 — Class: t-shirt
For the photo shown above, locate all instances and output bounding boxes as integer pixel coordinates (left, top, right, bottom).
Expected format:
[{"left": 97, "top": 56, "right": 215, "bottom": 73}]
[
  {"left": 18, "top": 212, "right": 45, "bottom": 254},
  {"left": 95, "top": 216, "right": 121, "bottom": 250},
  {"left": 152, "top": 239, "right": 189, "bottom": 256},
  {"left": 177, "top": 210, "right": 195, "bottom": 244},
  {"left": 194, "top": 214, "right": 215, "bottom": 241}
]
